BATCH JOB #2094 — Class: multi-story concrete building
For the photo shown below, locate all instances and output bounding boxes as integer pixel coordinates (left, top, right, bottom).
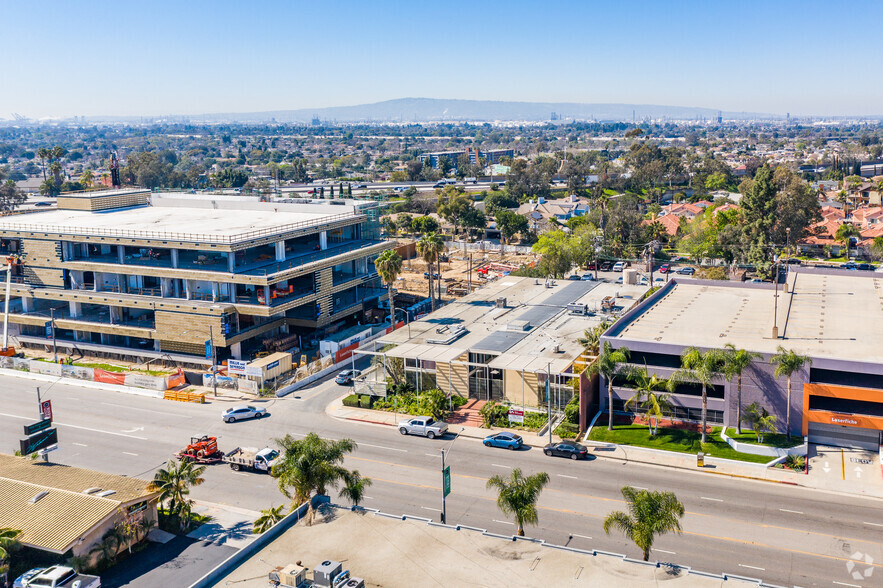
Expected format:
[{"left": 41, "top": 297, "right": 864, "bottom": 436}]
[
  {"left": 0, "top": 190, "right": 391, "bottom": 365},
  {"left": 419, "top": 148, "right": 514, "bottom": 171},
  {"left": 602, "top": 268, "right": 883, "bottom": 450}
]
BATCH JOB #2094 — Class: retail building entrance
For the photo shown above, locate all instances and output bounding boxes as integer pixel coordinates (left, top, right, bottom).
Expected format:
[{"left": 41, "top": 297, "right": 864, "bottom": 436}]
[{"left": 807, "top": 422, "right": 881, "bottom": 451}]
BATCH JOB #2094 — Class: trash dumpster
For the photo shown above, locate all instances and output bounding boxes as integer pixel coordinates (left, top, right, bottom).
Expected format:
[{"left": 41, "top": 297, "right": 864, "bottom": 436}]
[{"left": 696, "top": 452, "right": 705, "bottom": 467}]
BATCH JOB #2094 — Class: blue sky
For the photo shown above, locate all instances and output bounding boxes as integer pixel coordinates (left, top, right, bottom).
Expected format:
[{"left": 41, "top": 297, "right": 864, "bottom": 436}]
[{"left": 2, "top": 0, "right": 880, "bottom": 118}]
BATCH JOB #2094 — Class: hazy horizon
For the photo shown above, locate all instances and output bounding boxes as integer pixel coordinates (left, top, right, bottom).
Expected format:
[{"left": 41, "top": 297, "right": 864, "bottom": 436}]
[{"left": 2, "top": 0, "right": 881, "bottom": 119}]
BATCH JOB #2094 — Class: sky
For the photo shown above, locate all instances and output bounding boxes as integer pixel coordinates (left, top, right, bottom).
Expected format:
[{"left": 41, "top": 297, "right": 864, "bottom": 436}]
[{"left": 2, "top": 0, "right": 881, "bottom": 119}]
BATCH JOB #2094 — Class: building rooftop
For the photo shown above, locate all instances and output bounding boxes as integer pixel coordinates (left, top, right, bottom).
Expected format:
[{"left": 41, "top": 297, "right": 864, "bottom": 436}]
[
  {"left": 608, "top": 269, "right": 883, "bottom": 364},
  {"left": 380, "top": 277, "right": 647, "bottom": 373},
  {"left": 0, "top": 195, "right": 369, "bottom": 244},
  {"left": 211, "top": 505, "right": 745, "bottom": 588},
  {"left": 0, "top": 454, "right": 156, "bottom": 553}
]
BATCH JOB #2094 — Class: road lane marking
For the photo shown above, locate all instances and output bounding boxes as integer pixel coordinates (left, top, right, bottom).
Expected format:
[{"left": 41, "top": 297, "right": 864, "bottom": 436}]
[
  {"left": 779, "top": 508, "right": 803, "bottom": 514},
  {"left": 738, "top": 564, "right": 765, "bottom": 571},
  {"left": 571, "top": 534, "right": 592, "bottom": 540},
  {"left": 557, "top": 474, "right": 578, "bottom": 479},
  {"left": 700, "top": 496, "right": 723, "bottom": 502},
  {"left": 363, "top": 496, "right": 374, "bottom": 500},
  {"left": 832, "top": 582, "right": 860, "bottom": 587},
  {"left": 655, "top": 549, "right": 676, "bottom": 555},
  {"left": 492, "top": 464, "right": 511, "bottom": 469},
  {"left": 425, "top": 453, "right": 438, "bottom": 457},
  {"left": 421, "top": 506, "right": 441, "bottom": 512},
  {"left": 358, "top": 442, "right": 407, "bottom": 453},
  {"left": 493, "top": 520, "right": 514, "bottom": 525},
  {"left": 631, "top": 486, "right": 648, "bottom": 490},
  {"left": 864, "top": 521, "right": 883, "bottom": 527},
  {"left": 122, "top": 452, "right": 139, "bottom": 456},
  {"left": 72, "top": 442, "right": 88, "bottom": 447},
  {"left": 0, "top": 412, "right": 148, "bottom": 440},
  {"left": 100, "top": 402, "right": 191, "bottom": 417}
]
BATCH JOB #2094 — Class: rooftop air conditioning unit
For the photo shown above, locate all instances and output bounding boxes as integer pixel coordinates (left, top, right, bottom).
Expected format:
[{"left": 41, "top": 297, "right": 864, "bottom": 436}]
[
  {"left": 342, "top": 578, "right": 365, "bottom": 588},
  {"left": 495, "top": 297, "right": 507, "bottom": 308},
  {"left": 313, "top": 561, "right": 343, "bottom": 588},
  {"left": 566, "top": 303, "right": 587, "bottom": 316}
]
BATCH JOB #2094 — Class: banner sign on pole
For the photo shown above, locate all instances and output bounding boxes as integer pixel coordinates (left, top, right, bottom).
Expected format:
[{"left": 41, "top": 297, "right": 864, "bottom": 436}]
[
  {"left": 40, "top": 400, "right": 52, "bottom": 422},
  {"left": 443, "top": 466, "right": 451, "bottom": 497}
]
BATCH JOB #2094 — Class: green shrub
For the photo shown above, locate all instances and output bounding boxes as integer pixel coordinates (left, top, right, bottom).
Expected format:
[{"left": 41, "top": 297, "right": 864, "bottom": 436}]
[
  {"left": 342, "top": 394, "right": 360, "bottom": 408},
  {"left": 479, "top": 401, "right": 548, "bottom": 431},
  {"left": 564, "top": 395, "right": 579, "bottom": 424},
  {"left": 554, "top": 421, "right": 580, "bottom": 440}
]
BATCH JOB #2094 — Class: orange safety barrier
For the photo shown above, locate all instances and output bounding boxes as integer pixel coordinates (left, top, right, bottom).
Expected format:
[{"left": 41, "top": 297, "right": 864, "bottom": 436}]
[{"left": 163, "top": 389, "right": 205, "bottom": 404}]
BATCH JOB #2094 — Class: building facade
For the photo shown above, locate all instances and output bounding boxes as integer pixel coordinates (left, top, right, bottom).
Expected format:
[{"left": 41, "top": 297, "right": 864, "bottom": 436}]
[
  {"left": 0, "top": 190, "right": 392, "bottom": 364},
  {"left": 419, "top": 148, "right": 515, "bottom": 171}
]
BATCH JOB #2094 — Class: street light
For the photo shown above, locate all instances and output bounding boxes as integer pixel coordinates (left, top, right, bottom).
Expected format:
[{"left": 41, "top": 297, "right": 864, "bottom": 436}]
[
  {"left": 393, "top": 307, "right": 411, "bottom": 338},
  {"left": 440, "top": 427, "right": 465, "bottom": 524}
]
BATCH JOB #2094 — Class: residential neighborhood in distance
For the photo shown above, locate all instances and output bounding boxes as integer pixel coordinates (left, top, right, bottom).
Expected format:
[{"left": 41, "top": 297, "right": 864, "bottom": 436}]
[{"left": 1, "top": 2, "right": 882, "bottom": 587}]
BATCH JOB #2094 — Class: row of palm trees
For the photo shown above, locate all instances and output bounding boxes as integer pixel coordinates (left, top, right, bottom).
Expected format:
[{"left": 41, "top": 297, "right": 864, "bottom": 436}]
[
  {"left": 375, "top": 232, "right": 446, "bottom": 333},
  {"left": 591, "top": 341, "right": 810, "bottom": 441}
]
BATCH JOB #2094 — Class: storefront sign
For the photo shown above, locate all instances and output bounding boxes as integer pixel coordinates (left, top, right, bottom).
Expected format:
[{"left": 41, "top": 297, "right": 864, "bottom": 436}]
[{"left": 508, "top": 409, "right": 524, "bottom": 424}]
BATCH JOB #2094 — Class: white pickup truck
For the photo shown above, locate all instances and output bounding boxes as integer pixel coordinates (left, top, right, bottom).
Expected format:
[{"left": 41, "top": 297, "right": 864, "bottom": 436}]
[
  {"left": 24, "top": 566, "right": 100, "bottom": 588},
  {"left": 398, "top": 417, "right": 449, "bottom": 439},
  {"left": 222, "top": 447, "right": 280, "bottom": 473}
]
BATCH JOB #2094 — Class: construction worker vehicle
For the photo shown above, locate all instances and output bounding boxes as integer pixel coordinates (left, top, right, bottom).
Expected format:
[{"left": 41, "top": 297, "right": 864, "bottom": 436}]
[
  {"left": 222, "top": 446, "right": 280, "bottom": 473},
  {"left": 174, "top": 435, "right": 224, "bottom": 464}
]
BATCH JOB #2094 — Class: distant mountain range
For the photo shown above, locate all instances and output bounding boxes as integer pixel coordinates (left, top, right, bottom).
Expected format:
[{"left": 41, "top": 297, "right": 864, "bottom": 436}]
[{"left": 83, "top": 98, "right": 778, "bottom": 124}]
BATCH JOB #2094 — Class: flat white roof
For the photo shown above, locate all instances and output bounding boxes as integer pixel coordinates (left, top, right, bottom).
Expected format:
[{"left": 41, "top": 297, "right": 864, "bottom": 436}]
[{"left": 611, "top": 270, "right": 883, "bottom": 363}]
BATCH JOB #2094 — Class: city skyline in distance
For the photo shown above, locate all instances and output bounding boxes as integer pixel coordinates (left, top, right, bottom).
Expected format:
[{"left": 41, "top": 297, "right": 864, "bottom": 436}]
[{"left": 2, "top": 0, "right": 882, "bottom": 119}]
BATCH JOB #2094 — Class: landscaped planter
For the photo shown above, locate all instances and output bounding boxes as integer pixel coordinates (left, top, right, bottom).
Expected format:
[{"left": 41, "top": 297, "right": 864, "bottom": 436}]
[{"left": 719, "top": 429, "right": 806, "bottom": 458}]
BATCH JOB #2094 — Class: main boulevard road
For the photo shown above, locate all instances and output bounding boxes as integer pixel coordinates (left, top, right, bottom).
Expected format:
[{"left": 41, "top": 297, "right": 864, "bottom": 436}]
[{"left": 1, "top": 373, "right": 881, "bottom": 587}]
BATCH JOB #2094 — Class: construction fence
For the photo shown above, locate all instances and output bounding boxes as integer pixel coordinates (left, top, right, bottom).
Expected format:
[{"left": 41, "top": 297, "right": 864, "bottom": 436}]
[{"left": 0, "top": 356, "right": 181, "bottom": 390}]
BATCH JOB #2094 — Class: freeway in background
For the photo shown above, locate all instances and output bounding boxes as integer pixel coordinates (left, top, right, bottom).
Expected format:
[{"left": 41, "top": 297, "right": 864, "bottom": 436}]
[{"left": 0, "top": 373, "right": 880, "bottom": 586}]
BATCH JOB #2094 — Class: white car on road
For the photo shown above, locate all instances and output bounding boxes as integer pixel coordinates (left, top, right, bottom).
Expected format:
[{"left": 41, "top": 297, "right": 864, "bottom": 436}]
[{"left": 221, "top": 405, "right": 267, "bottom": 423}]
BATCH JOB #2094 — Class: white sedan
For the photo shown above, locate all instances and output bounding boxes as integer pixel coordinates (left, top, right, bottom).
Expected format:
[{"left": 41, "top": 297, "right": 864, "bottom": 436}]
[{"left": 221, "top": 405, "right": 267, "bottom": 423}]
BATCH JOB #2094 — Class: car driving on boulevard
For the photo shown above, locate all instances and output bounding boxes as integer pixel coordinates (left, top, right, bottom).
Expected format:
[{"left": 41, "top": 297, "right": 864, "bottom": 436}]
[
  {"left": 335, "top": 369, "right": 361, "bottom": 385},
  {"left": 483, "top": 432, "right": 523, "bottom": 450},
  {"left": 543, "top": 442, "right": 589, "bottom": 460},
  {"left": 221, "top": 405, "right": 267, "bottom": 423}
]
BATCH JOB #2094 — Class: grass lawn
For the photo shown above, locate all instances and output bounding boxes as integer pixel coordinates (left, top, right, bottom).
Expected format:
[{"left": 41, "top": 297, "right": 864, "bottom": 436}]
[
  {"left": 588, "top": 424, "right": 772, "bottom": 464},
  {"left": 725, "top": 428, "right": 801, "bottom": 449},
  {"left": 75, "top": 361, "right": 170, "bottom": 376}
]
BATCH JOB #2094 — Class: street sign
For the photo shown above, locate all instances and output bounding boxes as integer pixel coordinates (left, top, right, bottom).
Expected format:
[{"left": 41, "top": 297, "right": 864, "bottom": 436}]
[
  {"left": 227, "top": 359, "right": 247, "bottom": 375},
  {"left": 40, "top": 400, "right": 52, "bottom": 422},
  {"left": 204, "top": 340, "right": 213, "bottom": 360},
  {"left": 508, "top": 409, "right": 524, "bottom": 424},
  {"left": 443, "top": 466, "right": 451, "bottom": 497},
  {"left": 20, "top": 427, "right": 57, "bottom": 455},
  {"left": 23, "top": 419, "right": 51, "bottom": 436}
]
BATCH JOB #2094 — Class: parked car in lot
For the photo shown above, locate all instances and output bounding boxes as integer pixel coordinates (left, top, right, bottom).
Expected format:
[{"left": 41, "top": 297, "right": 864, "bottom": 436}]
[
  {"left": 222, "top": 405, "right": 267, "bottom": 423},
  {"left": 581, "top": 273, "right": 595, "bottom": 281},
  {"left": 543, "top": 442, "right": 589, "bottom": 460},
  {"left": 841, "top": 261, "right": 857, "bottom": 270},
  {"left": 335, "top": 369, "right": 362, "bottom": 385},
  {"left": 398, "top": 417, "right": 448, "bottom": 439},
  {"left": 659, "top": 263, "right": 670, "bottom": 274},
  {"left": 612, "top": 261, "right": 626, "bottom": 272},
  {"left": 584, "top": 262, "right": 597, "bottom": 270},
  {"left": 676, "top": 267, "right": 695, "bottom": 275},
  {"left": 34, "top": 201, "right": 53, "bottom": 207},
  {"left": 567, "top": 274, "right": 581, "bottom": 281},
  {"left": 21, "top": 566, "right": 100, "bottom": 588},
  {"left": 857, "top": 263, "right": 874, "bottom": 271},
  {"left": 483, "top": 432, "right": 523, "bottom": 450},
  {"left": 599, "top": 262, "right": 612, "bottom": 271}
]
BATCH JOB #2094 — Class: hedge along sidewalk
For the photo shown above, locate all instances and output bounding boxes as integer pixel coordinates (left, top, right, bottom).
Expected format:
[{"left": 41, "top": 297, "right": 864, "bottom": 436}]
[{"left": 326, "top": 394, "right": 563, "bottom": 448}]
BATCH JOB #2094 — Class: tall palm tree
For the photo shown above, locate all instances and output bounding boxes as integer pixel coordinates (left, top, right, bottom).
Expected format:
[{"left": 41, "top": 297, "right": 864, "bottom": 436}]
[
  {"left": 375, "top": 249, "right": 403, "bottom": 331},
  {"left": 253, "top": 505, "right": 287, "bottom": 534},
  {"left": 148, "top": 459, "right": 206, "bottom": 528},
  {"left": 576, "top": 320, "right": 611, "bottom": 357},
  {"left": 486, "top": 468, "right": 550, "bottom": 537},
  {"left": 834, "top": 223, "right": 861, "bottom": 260},
  {"left": 770, "top": 346, "right": 811, "bottom": 440},
  {"left": 417, "top": 232, "right": 444, "bottom": 312},
  {"left": 0, "top": 527, "right": 20, "bottom": 578},
  {"left": 272, "top": 433, "right": 360, "bottom": 525},
  {"left": 671, "top": 347, "right": 726, "bottom": 444},
  {"left": 603, "top": 486, "right": 685, "bottom": 561},
  {"left": 36, "top": 147, "right": 50, "bottom": 180},
  {"left": 80, "top": 169, "right": 94, "bottom": 189},
  {"left": 588, "top": 342, "right": 631, "bottom": 431},
  {"left": 723, "top": 344, "right": 762, "bottom": 435}
]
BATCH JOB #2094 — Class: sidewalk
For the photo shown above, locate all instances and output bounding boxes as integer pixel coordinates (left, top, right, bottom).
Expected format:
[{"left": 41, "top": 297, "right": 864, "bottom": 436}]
[
  {"left": 328, "top": 396, "right": 883, "bottom": 500},
  {"left": 326, "top": 395, "right": 561, "bottom": 448}
]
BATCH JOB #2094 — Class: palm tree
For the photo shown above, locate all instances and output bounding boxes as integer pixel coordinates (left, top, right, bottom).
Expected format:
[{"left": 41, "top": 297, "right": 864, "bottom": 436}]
[
  {"left": 272, "top": 433, "right": 360, "bottom": 525},
  {"left": 416, "top": 232, "right": 444, "bottom": 312},
  {"left": 603, "top": 486, "right": 685, "bottom": 561},
  {"left": 642, "top": 390, "right": 673, "bottom": 437},
  {"left": 0, "top": 527, "right": 20, "bottom": 578},
  {"left": 36, "top": 148, "right": 50, "bottom": 180},
  {"left": 253, "top": 505, "right": 287, "bottom": 534},
  {"left": 770, "top": 346, "right": 811, "bottom": 440},
  {"left": 339, "top": 470, "right": 373, "bottom": 507},
  {"left": 80, "top": 169, "right": 94, "bottom": 189},
  {"left": 486, "top": 468, "right": 550, "bottom": 537},
  {"left": 671, "top": 347, "right": 726, "bottom": 444},
  {"left": 743, "top": 402, "right": 778, "bottom": 443},
  {"left": 722, "top": 344, "right": 762, "bottom": 435},
  {"left": 148, "top": 459, "right": 206, "bottom": 529},
  {"left": 375, "top": 249, "right": 403, "bottom": 331},
  {"left": 588, "top": 342, "right": 630, "bottom": 431},
  {"left": 834, "top": 223, "right": 861, "bottom": 260},
  {"left": 576, "top": 320, "right": 610, "bottom": 357}
]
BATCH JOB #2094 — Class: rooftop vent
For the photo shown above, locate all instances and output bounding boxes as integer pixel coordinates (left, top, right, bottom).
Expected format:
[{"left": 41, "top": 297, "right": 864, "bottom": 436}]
[
  {"left": 506, "top": 320, "right": 532, "bottom": 332},
  {"left": 495, "top": 297, "right": 507, "bottom": 308},
  {"left": 426, "top": 325, "right": 467, "bottom": 345},
  {"left": 82, "top": 487, "right": 102, "bottom": 495},
  {"left": 29, "top": 491, "right": 49, "bottom": 504},
  {"left": 96, "top": 490, "right": 116, "bottom": 498}
]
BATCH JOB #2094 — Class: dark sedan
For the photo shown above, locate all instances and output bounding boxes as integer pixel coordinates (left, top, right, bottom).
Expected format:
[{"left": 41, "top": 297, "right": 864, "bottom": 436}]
[{"left": 543, "top": 442, "right": 589, "bottom": 460}]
